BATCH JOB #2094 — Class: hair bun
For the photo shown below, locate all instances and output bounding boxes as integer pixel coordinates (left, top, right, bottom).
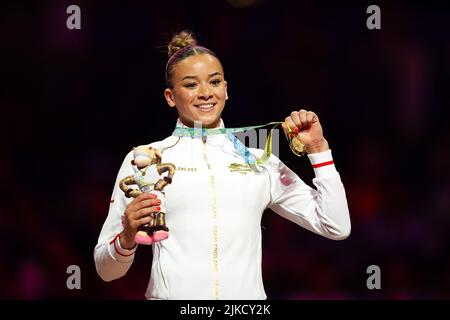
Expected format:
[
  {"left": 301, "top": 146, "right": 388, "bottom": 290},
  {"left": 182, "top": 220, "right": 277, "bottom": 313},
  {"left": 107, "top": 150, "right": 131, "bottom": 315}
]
[{"left": 168, "top": 30, "right": 198, "bottom": 57}]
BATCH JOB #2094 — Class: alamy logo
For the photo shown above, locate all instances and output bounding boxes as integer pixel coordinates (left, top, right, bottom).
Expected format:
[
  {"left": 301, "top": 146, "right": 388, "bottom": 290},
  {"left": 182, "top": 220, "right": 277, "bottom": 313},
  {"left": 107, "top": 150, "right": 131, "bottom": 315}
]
[
  {"left": 235, "top": 128, "right": 280, "bottom": 158},
  {"left": 366, "top": 5, "right": 381, "bottom": 30},
  {"left": 192, "top": 120, "right": 281, "bottom": 158},
  {"left": 366, "top": 265, "right": 381, "bottom": 290},
  {"left": 66, "top": 265, "right": 81, "bottom": 290},
  {"left": 66, "top": 5, "right": 81, "bottom": 30}
]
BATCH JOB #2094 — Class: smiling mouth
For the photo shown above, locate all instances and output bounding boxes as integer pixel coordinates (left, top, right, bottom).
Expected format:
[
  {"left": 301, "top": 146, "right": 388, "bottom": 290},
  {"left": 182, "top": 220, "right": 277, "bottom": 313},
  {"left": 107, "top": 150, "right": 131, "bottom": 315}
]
[{"left": 194, "top": 103, "right": 216, "bottom": 112}]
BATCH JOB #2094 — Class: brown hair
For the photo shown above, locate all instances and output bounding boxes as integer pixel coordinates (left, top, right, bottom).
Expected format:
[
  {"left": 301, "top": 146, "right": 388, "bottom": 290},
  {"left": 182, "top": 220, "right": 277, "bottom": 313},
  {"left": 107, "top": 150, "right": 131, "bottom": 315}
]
[{"left": 165, "top": 31, "right": 218, "bottom": 88}]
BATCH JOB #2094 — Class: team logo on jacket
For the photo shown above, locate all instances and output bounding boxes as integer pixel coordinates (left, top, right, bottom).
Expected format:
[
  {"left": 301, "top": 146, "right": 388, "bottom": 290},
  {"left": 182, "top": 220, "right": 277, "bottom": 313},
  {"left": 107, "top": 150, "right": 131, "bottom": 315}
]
[
  {"left": 176, "top": 166, "right": 198, "bottom": 172},
  {"left": 228, "top": 163, "right": 252, "bottom": 175}
]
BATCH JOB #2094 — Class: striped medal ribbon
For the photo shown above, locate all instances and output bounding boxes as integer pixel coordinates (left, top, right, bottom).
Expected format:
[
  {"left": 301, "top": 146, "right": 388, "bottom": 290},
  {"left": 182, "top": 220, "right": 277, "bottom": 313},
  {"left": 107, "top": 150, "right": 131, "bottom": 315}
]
[{"left": 172, "top": 121, "right": 306, "bottom": 165}]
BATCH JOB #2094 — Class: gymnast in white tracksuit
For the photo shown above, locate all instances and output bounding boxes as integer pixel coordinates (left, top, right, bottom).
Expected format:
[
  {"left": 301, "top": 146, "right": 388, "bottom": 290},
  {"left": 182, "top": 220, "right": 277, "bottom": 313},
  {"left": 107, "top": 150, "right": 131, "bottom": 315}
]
[{"left": 94, "top": 31, "right": 351, "bottom": 300}]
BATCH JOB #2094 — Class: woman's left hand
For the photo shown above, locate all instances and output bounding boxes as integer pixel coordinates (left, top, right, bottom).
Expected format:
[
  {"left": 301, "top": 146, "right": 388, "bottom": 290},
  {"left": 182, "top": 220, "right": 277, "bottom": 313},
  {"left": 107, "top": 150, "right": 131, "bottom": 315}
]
[{"left": 281, "top": 109, "right": 330, "bottom": 154}]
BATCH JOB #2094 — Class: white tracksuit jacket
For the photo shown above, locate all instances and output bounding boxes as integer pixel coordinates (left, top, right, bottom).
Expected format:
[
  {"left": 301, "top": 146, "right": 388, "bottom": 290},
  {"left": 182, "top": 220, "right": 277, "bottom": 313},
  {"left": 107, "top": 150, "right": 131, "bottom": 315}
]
[{"left": 94, "top": 119, "right": 351, "bottom": 300}]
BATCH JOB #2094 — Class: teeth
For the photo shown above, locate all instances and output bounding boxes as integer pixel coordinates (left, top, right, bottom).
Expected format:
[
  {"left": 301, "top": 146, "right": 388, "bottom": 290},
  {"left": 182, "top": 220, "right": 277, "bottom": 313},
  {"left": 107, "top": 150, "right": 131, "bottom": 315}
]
[{"left": 196, "top": 103, "right": 215, "bottom": 109}]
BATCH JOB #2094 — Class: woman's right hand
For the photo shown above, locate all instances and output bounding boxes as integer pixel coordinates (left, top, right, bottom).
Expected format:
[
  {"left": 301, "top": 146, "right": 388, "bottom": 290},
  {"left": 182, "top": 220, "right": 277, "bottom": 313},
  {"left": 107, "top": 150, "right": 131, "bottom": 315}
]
[{"left": 120, "top": 193, "right": 161, "bottom": 249}]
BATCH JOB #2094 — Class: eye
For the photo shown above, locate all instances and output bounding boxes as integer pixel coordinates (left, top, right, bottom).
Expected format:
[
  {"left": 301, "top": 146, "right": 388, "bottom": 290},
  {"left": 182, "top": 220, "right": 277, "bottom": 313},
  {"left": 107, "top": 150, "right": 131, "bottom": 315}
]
[
  {"left": 211, "top": 79, "right": 222, "bottom": 86},
  {"left": 184, "top": 82, "right": 197, "bottom": 88}
]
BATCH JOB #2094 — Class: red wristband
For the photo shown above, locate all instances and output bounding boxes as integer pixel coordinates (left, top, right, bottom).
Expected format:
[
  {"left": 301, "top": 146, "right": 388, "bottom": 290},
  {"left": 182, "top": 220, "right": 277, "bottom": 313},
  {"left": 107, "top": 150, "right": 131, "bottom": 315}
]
[
  {"left": 312, "top": 160, "right": 334, "bottom": 168},
  {"left": 110, "top": 233, "right": 135, "bottom": 257}
]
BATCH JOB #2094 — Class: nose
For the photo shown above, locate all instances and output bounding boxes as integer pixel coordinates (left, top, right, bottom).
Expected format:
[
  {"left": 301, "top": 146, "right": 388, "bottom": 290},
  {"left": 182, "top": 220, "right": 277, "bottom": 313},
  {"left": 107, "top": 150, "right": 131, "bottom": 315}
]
[{"left": 198, "top": 84, "right": 213, "bottom": 100}]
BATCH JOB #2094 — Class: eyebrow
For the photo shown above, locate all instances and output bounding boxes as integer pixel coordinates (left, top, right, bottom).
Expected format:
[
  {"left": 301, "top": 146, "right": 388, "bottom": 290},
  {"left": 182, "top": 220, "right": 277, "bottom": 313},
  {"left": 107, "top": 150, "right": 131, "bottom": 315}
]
[{"left": 181, "top": 72, "right": 223, "bottom": 81}]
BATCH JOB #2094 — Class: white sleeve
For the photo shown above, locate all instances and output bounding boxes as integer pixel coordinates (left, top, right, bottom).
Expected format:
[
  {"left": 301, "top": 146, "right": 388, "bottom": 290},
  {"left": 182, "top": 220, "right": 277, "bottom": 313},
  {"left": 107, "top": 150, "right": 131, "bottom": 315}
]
[
  {"left": 267, "top": 149, "right": 351, "bottom": 240},
  {"left": 94, "top": 150, "right": 138, "bottom": 282}
]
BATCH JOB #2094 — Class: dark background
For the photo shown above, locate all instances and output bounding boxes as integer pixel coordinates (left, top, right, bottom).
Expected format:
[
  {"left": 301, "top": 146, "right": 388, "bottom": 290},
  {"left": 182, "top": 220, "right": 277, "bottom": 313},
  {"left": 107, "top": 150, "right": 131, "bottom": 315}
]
[{"left": 1, "top": 0, "right": 450, "bottom": 299}]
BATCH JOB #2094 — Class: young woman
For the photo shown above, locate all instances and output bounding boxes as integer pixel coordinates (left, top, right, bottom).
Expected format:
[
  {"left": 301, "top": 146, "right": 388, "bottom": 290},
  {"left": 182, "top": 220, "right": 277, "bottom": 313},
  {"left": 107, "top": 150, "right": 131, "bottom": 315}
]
[{"left": 94, "top": 31, "right": 351, "bottom": 300}]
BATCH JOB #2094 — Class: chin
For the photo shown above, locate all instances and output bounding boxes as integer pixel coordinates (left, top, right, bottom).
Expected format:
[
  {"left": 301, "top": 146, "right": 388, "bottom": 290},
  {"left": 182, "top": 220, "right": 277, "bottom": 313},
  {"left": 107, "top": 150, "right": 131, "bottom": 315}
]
[
  {"left": 203, "top": 118, "right": 221, "bottom": 128},
  {"left": 194, "top": 115, "right": 221, "bottom": 128}
]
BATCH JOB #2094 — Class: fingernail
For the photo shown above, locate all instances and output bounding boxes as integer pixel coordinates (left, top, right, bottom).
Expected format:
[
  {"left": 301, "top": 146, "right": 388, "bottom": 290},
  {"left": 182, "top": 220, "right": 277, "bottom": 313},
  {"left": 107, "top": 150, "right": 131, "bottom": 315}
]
[
  {"left": 156, "top": 199, "right": 161, "bottom": 204},
  {"left": 151, "top": 194, "right": 157, "bottom": 198},
  {"left": 156, "top": 207, "right": 161, "bottom": 211},
  {"left": 294, "top": 128, "right": 299, "bottom": 133}
]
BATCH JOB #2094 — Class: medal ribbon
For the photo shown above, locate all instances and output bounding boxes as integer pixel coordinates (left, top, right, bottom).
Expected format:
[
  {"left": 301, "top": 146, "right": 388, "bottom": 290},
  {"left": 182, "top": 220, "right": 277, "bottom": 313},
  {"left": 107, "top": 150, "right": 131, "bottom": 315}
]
[{"left": 172, "top": 121, "right": 301, "bottom": 165}]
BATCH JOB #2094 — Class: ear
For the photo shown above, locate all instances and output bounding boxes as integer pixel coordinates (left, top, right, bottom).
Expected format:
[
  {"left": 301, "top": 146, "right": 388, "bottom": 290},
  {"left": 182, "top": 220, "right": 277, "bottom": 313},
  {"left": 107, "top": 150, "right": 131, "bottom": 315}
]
[
  {"left": 164, "top": 88, "right": 176, "bottom": 108},
  {"left": 224, "top": 81, "right": 229, "bottom": 100}
]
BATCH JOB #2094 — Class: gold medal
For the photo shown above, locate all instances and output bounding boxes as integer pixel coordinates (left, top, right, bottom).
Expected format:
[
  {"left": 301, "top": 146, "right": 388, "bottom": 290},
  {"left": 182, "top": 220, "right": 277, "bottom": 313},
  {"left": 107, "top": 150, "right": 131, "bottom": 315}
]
[
  {"left": 286, "top": 123, "right": 307, "bottom": 157},
  {"left": 288, "top": 133, "right": 306, "bottom": 157}
]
